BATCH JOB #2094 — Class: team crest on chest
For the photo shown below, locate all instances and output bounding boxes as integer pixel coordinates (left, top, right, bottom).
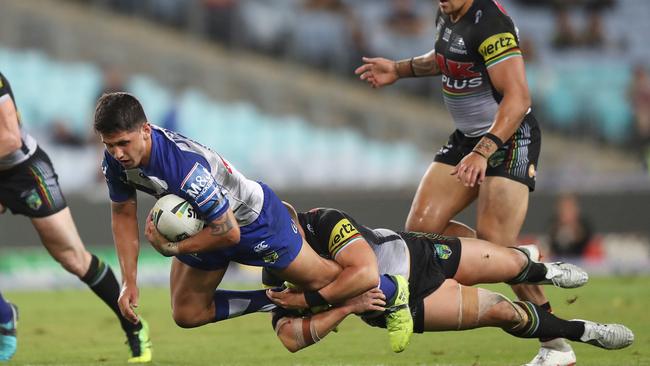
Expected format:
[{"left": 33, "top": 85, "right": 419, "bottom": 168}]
[{"left": 449, "top": 35, "right": 467, "bottom": 54}]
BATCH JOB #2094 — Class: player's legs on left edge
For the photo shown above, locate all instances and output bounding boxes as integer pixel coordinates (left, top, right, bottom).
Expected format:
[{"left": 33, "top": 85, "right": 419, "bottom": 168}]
[
  {"left": 0, "top": 292, "right": 17, "bottom": 361},
  {"left": 32, "top": 208, "right": 152, "bottom": 363}
]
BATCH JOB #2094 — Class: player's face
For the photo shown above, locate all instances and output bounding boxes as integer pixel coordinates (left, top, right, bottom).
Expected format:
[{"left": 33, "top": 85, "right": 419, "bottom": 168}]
[
  {"left": 438, "top": 0, "right": 471, "bottom": 16},
  {"left": 100, "top": 123, "right": 152, "bottom": 169}
]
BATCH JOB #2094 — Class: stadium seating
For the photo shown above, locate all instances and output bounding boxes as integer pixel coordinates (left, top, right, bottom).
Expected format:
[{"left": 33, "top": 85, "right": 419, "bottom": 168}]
[{"left": 0, "top": 47, "right": 428, "bottom": 189}]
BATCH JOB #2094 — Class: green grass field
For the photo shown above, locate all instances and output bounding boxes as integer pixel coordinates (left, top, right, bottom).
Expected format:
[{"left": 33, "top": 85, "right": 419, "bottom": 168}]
[{"left": 4, "top": 277, "right": 649, "bottom": 366}]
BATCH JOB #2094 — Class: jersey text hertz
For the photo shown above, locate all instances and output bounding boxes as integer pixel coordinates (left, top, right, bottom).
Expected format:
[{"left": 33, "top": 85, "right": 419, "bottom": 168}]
[
  {"left": 328, "top": 218, "right": 360, "bottom": 256},
  {"left": 478, "top": 32, "right": 517, "bottom": 61}
]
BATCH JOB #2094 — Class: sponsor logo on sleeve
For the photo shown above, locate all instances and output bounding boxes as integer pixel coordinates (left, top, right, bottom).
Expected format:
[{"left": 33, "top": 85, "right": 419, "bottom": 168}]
[
  {"left": 180, "top": 162, "right": 220, "bottom": 207},
  {"left": 478, "top": 32, "right": 518, "bottom": 61},
  {"left": 23, "top": 189, "right": 43, "bottom": 211},
  {"left": 328, "top": 219, "right": 361, "bottom": 256}
]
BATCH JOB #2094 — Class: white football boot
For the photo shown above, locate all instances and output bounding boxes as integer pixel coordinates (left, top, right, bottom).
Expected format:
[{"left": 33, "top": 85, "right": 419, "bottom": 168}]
[
  {"left": 517, "top": 244, "right": 589, "bottom": 288},
  {"left": 524, "top": 338, "right": 576, "bottom": 366},
  {"left": 540, "top": 262, "right": 589, "bottom": 289},
  {"left": 576, "top": 320, "right": 634, "bottom": 350}
]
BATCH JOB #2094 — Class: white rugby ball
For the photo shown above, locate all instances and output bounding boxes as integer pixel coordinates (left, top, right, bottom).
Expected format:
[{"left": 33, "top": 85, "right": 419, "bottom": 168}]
[{"left": 150, "top": 194, "right": 204, "bottom": 242}]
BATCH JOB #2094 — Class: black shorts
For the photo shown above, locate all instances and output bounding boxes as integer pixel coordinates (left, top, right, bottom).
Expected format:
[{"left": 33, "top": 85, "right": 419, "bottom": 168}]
[
  {"left": 362, "top": 232, "right": 462, "bottom": 333},
  {"left": 0, "top": 147, "right": 67, "bottom": 218},
  {"left": 434, "top": 113, "right": 541, "bottom": 191}
]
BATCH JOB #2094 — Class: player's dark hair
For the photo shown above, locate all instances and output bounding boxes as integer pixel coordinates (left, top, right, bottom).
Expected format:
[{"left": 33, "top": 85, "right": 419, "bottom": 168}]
[{"left": 94, "top": 92, "right": 148, "bottom": 135}]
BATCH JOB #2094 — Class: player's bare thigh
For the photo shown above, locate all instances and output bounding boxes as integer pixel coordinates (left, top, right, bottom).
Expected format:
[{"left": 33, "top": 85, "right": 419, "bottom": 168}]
[
  {"left": 475, "top": 176, "right": 529, "bottom": 246},
  {"left": 272, "top": 237, "right": 341, "bottom": 291},
  {"left": 453, "top": 237, "right": 527, "bottom": 286},
  {"left": 421, "top": 279, "right": 464, "bottom": 331},
  {"left": 476, "top": 176, "right": 548, "bottom": 304},
  {"left": 406, "top": 162, "right": 478, "bottom": 233},
  {"left": 169, "top": 258, "right": 226, "bottom": 327},
  {"left": 31, "top": 207, "right": 91, "bottom": 277}
]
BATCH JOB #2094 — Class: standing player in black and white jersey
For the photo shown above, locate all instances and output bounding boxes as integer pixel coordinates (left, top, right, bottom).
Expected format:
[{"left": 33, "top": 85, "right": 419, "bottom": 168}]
[
  {"left": 355, "top": 0, "right": 573, "bottom": 364},
  {"left": 0, "top": 72, "right": 152, "bottom": 363}
]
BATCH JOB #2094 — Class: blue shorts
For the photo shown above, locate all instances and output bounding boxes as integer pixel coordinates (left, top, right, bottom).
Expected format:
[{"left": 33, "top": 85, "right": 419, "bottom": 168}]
[{"left": 176, "top": 182, "right": 302, "bottom": 271}]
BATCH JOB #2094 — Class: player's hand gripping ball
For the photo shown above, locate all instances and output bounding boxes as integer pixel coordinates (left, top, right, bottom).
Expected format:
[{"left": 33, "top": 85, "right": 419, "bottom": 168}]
[{"left": 147, "top": 194, "right": 204, "bottom": 256}]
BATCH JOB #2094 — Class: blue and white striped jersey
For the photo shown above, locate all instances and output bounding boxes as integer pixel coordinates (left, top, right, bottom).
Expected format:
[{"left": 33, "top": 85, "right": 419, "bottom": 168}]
[{"left": 102, "top": 125, "right": 263, "bottom": 225}]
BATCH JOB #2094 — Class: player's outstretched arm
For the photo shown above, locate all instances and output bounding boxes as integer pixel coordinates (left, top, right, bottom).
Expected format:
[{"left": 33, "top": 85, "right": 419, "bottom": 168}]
[
  {"left": 275, "top": 289, "right": 386, "bottom": 352},
  {"left": 111, "top": 196, "right": 141, "bottom": 324},
  {"left": 0, "top": 95, "right": 22, "bottom": 157},
  {"left": 146, "top": 207, "right": 240, "bottom": 256},
  {"left": 354, "top": 50, "right": 440, "bottom": 88}
]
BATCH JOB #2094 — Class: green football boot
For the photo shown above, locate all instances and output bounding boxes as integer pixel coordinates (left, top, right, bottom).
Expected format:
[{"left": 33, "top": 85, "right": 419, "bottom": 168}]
[
  {"left": 384, "top": 274, "right": 413, "bottom": 353},
  {"left": 126, "top": 318, "right": 152, "bottom": 363}
]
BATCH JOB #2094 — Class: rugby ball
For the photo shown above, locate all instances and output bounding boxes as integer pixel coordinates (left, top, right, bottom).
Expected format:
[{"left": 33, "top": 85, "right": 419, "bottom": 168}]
[{"left": 150, "top": 194, "right": 204, "bottom": 242}]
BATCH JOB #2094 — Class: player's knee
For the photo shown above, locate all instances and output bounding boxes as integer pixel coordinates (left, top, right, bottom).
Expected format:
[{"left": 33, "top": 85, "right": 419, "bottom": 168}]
[
  {"left": 172, "top": 307, "right": 202, "bottom": 328},
  {"left": 442, "top": 221, "right": 477, "bottom": 238},
  {"left": 477, "top": 289, "right": 523, "bottom": 328},
  {"left": 405, "top": 213, "right": 445, "bottom": 233},
  {"left": 476, "top": 225, "right": 514, "bottom": 246},
  {"left": 510, "top": 248, "right": 529, "bottom": 274}
]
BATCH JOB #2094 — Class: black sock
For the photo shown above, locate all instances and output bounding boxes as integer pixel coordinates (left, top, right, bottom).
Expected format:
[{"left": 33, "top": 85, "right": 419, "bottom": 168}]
[
  {"left": 524, "top": 263, "right": 548, "bottom": 283},
  {"left": 506, "top": 247, "right": 548, "bottom": 284},
  {"left": 538, "top": 301, "right": 555, "bottom": 342},
  {"left": 81, "top": 254, "right": 141, "bottom": 333},
  {"left": 506, "top": 301, "right": 585, "bottom": 341}
]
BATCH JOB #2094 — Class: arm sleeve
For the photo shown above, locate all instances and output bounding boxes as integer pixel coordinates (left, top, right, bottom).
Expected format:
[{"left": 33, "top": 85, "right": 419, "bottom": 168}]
[
  {"left": 175, "top": 154, "right": 229, "bottom": 222},
  {"left": 102, "top": 152, "right": 136, "bottom": 202},
  {"left": 313, "top": 209, "right": 364, "bottom": 258},
  {"left": 475, "top": 10, "right": 522, "bottom": 68}
]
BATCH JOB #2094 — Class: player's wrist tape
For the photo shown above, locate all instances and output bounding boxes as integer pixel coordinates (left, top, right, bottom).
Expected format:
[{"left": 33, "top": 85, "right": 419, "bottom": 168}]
[
  {"left": 304, "top": 290, "right": 329, "bottom": 308},
  {"left": 395, "top": 58, "right": 415, "bottom": 78},
  {"left": 483, "top": 133, "right": 504, "bottom": 149},
  {"left": 471, "top": 149, "right": 488, "bottom": 159}
]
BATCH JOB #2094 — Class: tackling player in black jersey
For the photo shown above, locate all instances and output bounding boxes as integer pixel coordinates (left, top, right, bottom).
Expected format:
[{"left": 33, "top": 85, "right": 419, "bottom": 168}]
[{"left": 265, "top": 206, "right": 633, "bottom": 359}]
